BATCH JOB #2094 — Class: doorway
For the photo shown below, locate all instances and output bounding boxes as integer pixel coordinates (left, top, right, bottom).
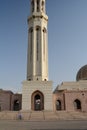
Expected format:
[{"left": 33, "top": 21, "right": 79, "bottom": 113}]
[
  {"left": 31, "top": 90, "right": 44, "bottom": 111},
  {"left": 56, "top": 100, "right": 62, "bottom": 110},
  {"left": 74, "top": 99, "right": 81, "bottom": 110},
  {"left": 13, "top": 100, "right": 20, "bottom": 111}
]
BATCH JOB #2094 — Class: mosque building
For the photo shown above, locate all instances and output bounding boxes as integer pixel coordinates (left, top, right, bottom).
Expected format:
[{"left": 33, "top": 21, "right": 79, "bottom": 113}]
[{"left": 0, "top": 0, "right": 87, "bottom": 112}]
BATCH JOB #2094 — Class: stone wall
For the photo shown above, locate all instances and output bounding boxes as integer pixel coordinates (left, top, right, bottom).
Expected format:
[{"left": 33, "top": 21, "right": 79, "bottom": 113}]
[
  {"left": 22, "top": 80, "right": 53, "bottom": 111},
  {"left": 53, "top": 90, "right": 87, "bottom": 112},
  {"left": 65, "top": 90, "right": 87, "bottom": 112},
  {"left": 0, "top": 90, "right": 22, "bottom": 111},
  {"left": 53, "top": 91, "right": 65, "bottom": 111}
]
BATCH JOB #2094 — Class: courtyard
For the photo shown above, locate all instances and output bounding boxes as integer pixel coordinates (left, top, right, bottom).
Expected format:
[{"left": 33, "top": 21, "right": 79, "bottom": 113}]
[{"left": 0, "top": 111, "right": 87, "bottom": 129}]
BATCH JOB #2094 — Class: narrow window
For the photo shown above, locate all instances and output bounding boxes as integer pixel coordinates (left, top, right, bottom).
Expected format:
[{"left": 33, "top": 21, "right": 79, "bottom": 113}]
[
  {"left": 42, "top": 1, "right": 44, "bottom": 12},
  {"left": 29, "top": 28, "right": 33, "bottom": 61},
  {"left": 56, "top": 100, "right": 62, "bottom": 110},
  {"left": 37, "top": 0, "right": 40, "bottom": 12},
  {"left": 31, "top": 0, "right": 34, "bottom": 12},
  {"left": 43, "top": 28, "right": 46, "bottom": 60},
  {"left": 36, "top": 27, "right": 39, "bottom": 61}
]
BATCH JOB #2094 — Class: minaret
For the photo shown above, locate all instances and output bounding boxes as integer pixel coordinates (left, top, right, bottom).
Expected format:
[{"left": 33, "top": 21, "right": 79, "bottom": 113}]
[
  {"left": 22, "top": 0, "right": 53, "bottom": 111},
  {"left": 27, "top": 0, "right": 48, "bottom": 81}
]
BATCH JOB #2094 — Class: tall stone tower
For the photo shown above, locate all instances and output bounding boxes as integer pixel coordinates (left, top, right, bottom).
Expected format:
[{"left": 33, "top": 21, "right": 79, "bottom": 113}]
[
  {"left": 27, "top": 0, "right": 48, "bottom": 81},
  {"left": 22, "top": 0, "right": 53, "bottom": 111}
]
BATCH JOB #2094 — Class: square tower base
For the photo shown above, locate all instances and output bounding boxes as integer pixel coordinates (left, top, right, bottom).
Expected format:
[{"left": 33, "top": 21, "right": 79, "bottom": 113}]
[{"left": 22, "top": 80, "right": 53, "bottom": 111}]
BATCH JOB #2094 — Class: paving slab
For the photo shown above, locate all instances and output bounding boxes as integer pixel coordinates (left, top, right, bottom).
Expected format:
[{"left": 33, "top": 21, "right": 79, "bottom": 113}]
[{"left": 0, "top": 120, "right": 87, "bottom": 130}]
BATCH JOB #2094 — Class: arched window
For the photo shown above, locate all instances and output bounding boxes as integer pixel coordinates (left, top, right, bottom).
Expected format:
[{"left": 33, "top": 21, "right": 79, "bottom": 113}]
[
  {"left": 37, "top": 0, "right": 40, "bottom": 12},
  {"left": 42, "top": 1, "right": 44, "bottom": 12},
  {"left": 13, "top": 100, "right": 20, "bottom": 111},
  {"left": 74, "top": 99, "right": 81, "bottom": 110},
  {"left": 31, "top": 0, "right": 34, "bottom": 12},
  {"left": 56, "top": 100, "right": 62, "bottom": 110},
  {"left": 43, "top": 28, "right": 47, "bottom": 60},
  {"left": 29, "top": 27, "right": 33, "bottom": 61},
  {"left": 36, "top": 26, "right": 41, "bottom": 61},
  {"left": 31, "top": 90, "right": 44, "bottom": 111},
  {"left": 43, "top": 27, "right": 47, "bottom": 33},
  {"left": 34, "top": 94, "right": 41, "bottom": 111}
]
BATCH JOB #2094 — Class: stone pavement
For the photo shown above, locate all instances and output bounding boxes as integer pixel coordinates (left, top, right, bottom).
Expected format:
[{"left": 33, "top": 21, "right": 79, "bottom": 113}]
[
  {"left": 0, "top": 111, "right": 87, "bottom": 121},
  {"left": 0, "top": 120, "right": 87, "bottom": 130}
]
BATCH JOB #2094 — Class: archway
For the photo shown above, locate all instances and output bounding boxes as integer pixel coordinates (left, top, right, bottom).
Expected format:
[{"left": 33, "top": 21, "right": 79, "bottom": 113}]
[
  {"left": 74, "top": 99, "right": 81, "bottom": 110},
  {"left": 13, "top": 100, "right": 20, "bottom": 111},
  {"left": 56, "top": 100, "right": 62, "bottom": 110},
  {"left": 31, "top": 90, "right": 44, "bottom": 111}
]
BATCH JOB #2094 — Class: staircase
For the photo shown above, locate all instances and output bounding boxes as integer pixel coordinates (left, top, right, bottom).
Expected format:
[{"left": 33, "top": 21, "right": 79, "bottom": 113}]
[{"left": 0, "top": 111, "right": 87, "bottom": 121}]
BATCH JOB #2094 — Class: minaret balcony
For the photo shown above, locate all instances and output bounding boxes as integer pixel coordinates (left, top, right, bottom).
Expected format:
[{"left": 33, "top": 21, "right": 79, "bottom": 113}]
[{"left": 28, "top": 12, "right": 48, "bottom": 22}]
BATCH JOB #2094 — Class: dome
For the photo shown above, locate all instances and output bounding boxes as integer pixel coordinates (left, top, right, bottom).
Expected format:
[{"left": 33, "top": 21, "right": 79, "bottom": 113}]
[{"left": 76, "top": 65, "right": 87, "bottom": 81}]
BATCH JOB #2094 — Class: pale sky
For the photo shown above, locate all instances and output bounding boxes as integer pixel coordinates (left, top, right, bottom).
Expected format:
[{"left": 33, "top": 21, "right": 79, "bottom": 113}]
[{"left": 0, "top": 0, "right": 87, "bottom": 92}]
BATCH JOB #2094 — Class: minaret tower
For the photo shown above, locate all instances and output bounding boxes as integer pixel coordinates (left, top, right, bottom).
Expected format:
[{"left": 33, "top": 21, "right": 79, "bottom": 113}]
[
  {"left": 27, "top": 0, "right": 48, "bottom": 81},
  {"left": 22, "top": 0, "right": 53, "bottom": 111}
]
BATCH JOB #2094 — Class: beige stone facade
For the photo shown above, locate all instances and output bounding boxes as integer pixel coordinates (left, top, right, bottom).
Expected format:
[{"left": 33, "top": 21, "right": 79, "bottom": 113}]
[
  {"left": 22, "top": 81, "right": 53, "bottom": 111},
  {"left": 27, "top": 0, "right": 48, "bottom": 82},
  {"left": 22, "top": 0, "right": 53, "bottom": 111}
]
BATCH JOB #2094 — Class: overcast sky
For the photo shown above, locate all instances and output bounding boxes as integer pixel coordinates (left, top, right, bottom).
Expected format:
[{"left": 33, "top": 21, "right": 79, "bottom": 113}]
[{"left": 0, "top": 0, "right": 87, "bottom": 92}]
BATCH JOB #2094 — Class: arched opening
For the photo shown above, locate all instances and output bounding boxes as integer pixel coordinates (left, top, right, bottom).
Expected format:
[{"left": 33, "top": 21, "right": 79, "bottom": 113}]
[
  {"left": 37, "top": 0, "right": 40, "bottom": 12},
  {"left": 31, "top": 90, "right": 44, "bottom": 111},
  {"left": 42, "top": 1, "right": 44, "bottom": 12},
  {"left": 43, "top": 27, "right": 47, "bottom": 33},
  {"left": 31, "top": 0, "right": 34, "bottom": 12},
  {"left": 13, "top": 100, "right": 20, "bottom": 111},
  {"left": 36, "top": 26, "right": 41, "bottom": 61},
  {"left": 34, "top": 94, "right": 41, "bottom": 111},
  {"left": 56, "top": 100, "right": 62, "bottom": 110},
  {"left": 29, "top": 27, "right": 33, "bottom": 62},
  {"left": 74, "top": 99, "right": 81, "bottom": 110},
  {"left": 43, "top": 27, "right": 47, "bottom": 61}
]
